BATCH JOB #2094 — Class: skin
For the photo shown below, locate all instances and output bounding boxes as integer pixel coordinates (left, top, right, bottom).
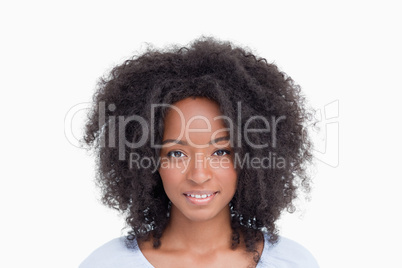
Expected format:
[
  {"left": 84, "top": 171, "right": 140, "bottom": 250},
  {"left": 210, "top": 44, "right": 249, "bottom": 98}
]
[{"left": 139, "top": 97, "right": 263, "bottom": 267}]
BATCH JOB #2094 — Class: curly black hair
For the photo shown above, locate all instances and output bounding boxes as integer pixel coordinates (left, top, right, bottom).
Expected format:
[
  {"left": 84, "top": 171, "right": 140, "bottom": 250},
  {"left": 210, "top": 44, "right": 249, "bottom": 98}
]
[{"left": 84, "top": 37, "right": 313, "bottom": 261}]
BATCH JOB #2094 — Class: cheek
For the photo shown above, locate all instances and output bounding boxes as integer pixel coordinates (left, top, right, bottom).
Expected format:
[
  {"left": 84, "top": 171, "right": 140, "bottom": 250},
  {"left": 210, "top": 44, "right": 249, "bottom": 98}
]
[
  {"left": 158, "top": 167, "right": 184, "bottom": 193},
  {"left": 213, "top": 166, "right": 238, "bottom": 192}
]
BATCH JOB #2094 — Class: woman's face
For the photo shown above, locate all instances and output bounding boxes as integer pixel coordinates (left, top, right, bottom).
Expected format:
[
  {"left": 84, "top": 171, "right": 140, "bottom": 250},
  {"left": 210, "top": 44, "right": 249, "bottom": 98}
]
[{"left": 159, "top": 97, "right": 237, "bottom": 223}]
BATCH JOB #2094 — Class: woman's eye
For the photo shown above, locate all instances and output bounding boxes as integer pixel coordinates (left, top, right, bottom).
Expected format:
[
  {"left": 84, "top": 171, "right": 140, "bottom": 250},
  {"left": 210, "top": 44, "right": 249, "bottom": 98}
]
[
  {"left": 213, "top": 149, "right": 231, "bottom": 157},
  {"left": 167, "top": 151, "right": 186, "bottom": 158}
]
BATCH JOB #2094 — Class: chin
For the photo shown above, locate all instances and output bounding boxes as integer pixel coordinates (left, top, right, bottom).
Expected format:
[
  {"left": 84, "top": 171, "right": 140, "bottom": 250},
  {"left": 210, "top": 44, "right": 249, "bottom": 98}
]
[{"left": 181, "top": 208, "right": 224, "bottom": 223}]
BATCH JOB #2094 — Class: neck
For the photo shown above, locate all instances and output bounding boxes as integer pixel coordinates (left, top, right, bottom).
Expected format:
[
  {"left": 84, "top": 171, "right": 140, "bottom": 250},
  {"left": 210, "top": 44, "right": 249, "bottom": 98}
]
[{"left": 160, "top": 205, "right": 233, "bottom": 253}]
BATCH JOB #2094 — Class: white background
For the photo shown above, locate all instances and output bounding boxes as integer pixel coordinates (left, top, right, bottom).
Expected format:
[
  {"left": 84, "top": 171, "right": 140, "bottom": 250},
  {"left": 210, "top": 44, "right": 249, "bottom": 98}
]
[{"left": 1, "top": 1, "right": 401, "bottom": 267}]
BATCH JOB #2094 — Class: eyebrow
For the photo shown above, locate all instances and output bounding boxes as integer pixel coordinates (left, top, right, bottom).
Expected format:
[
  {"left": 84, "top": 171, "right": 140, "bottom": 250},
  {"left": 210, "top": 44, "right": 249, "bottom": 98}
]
[{"left": 162, "top": 136, "right": 230, "bottom": 145}]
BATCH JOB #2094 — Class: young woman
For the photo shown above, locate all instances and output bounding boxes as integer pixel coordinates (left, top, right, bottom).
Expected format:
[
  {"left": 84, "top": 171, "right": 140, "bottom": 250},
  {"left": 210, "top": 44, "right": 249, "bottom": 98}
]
[{"left": 80, "top": 37, "right": 319, "bottom": 267}]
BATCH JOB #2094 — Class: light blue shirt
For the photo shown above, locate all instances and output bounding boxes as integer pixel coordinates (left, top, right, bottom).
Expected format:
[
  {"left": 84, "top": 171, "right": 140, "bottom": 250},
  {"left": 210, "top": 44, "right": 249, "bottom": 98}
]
[{"left": 80, "top": 235, "right": 319, "bottom": 267}]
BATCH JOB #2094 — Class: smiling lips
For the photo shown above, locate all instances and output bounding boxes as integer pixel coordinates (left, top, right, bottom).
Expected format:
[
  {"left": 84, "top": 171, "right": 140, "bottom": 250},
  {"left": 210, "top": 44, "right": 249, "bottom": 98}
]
[{"left": 183, "top": 191, "right": 218, "bottom": 205}]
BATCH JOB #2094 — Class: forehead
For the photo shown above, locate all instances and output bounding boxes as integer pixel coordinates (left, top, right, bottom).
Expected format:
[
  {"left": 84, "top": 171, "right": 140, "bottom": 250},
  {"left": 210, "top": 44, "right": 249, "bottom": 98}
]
[{"left": 162, "top": 97, "right": 228, "bottom": 141}]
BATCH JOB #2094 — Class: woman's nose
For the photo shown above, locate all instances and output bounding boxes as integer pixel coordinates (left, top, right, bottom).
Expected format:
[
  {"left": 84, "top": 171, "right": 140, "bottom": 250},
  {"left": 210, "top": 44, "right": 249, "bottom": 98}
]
[{"left": 187, "top": 153, "right": 212, "bottom": 184}]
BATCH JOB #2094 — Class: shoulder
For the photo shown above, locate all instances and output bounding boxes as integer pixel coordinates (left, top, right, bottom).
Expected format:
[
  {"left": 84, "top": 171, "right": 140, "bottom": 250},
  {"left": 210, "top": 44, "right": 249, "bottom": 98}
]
[
  {"left": 258, "top": 235, "right": 320, "bottom": 268},
  {"left": 79, "top": 237, "right": 153, "bottom": 268}
]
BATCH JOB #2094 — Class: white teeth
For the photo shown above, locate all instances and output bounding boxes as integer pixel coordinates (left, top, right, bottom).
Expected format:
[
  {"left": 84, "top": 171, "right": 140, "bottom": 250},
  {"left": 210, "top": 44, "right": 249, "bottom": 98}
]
[{"left": 187, "top": 193, "right": 213, "bottom": 199}]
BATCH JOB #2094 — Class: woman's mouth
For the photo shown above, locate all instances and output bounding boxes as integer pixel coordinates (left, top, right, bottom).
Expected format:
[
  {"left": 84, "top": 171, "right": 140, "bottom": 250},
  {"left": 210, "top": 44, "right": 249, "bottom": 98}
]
[
  {"left": 185, "top": 193, "right": 213, "bottom": 199},
  {"left": 183, "top": 191, "right": 218, "bottom": 205}
]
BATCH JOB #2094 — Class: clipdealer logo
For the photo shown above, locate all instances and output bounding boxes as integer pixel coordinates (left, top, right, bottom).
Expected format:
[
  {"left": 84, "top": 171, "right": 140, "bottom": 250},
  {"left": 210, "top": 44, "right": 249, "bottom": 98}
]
[{"left": 64, "top": 100, "right": 340, "bottom": 169}]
